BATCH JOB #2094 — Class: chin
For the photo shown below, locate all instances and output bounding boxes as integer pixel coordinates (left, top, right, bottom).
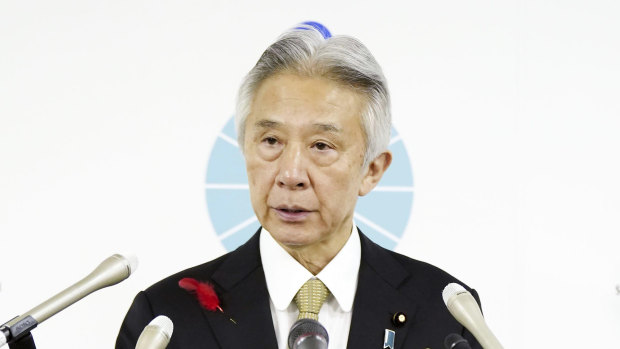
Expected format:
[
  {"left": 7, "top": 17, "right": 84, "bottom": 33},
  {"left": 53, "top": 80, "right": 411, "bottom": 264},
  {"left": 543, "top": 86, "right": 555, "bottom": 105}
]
[{"left": 269, "top": 229, "right": 318, "bottom": 249}]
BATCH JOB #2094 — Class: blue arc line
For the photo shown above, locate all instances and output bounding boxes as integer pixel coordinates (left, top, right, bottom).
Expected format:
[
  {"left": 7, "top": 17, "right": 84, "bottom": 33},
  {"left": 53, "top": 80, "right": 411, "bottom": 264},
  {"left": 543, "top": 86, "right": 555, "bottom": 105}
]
[
  {"left": 373, "top": 186, "right": 414, "bottom": 192},
  {"left": 218, "top": 133, "right": 239, "bottom": 148},
  {"left": 206, "top": 183, "right": 249, "bottom": 190},
  {"left": 219, "top": 215, "right": 258, "bottom": 240},
  {"left": 353, "top": 212, "right": 400, "bottom": 243},
  {"left": 389, "top": 135, "right": 402, "bottom": 146}
]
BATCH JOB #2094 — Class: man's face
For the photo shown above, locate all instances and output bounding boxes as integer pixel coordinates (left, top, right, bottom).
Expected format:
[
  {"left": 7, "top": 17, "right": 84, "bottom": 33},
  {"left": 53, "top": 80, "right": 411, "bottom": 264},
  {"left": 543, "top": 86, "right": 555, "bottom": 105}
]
[{"left": 243, "top": 73, "right": 382, "bottom": 253}]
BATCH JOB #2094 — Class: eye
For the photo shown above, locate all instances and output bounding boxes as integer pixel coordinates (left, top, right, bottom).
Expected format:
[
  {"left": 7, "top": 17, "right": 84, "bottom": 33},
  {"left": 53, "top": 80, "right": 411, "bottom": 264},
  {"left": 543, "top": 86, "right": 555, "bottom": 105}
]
[
  {"left": 262, "top": 136, "right": 278, "bottom": 145},
  {"left": 312, "top": 141, "right": 332, "bottom": 151}
]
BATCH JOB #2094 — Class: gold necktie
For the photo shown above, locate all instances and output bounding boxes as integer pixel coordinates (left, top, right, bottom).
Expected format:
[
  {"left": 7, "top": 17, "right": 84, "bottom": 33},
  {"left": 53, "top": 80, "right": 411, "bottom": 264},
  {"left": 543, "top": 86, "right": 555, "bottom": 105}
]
[{"left": 294, "top": 278, "right": 330, "bottom": 321}]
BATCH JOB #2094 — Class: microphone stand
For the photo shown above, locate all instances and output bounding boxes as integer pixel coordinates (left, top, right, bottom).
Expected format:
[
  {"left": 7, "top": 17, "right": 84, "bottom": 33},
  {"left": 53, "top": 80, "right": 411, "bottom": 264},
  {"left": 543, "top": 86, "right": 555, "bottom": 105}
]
[
  {"left": 2, "top": 315, "right": 38, "bottom": 349},
  {"left": 8, "top": 333, "right": 36, "bottom": 349}
]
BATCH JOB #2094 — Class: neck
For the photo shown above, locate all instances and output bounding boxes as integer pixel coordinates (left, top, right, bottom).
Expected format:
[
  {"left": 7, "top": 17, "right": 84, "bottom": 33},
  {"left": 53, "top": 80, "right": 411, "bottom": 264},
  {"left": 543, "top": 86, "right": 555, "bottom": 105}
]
[{"left": 280, "top": 227, "right": 353, "bottom": 275}]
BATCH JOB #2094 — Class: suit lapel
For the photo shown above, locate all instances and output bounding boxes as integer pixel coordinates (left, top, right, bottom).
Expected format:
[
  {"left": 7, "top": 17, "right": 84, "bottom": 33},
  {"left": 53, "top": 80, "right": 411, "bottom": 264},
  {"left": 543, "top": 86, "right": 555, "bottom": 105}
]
[
  {"left": 195, "top": 229, "right": 418, "bottom": 348},
  {"left": 347, "top": 232, "right": 418, "bottom": 349},
  {"left": 204, "top": 231, "right": 279, "bottom": 349}
]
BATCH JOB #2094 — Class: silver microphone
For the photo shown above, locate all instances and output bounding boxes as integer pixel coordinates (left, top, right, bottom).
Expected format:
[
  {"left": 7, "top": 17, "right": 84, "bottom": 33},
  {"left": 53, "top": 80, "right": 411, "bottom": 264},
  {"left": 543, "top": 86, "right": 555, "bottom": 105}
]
[
  {"left": 135, "top": 316, "right": 174, "bottom": 349},
  {"left": 442, "top": 283, "right": 503, "bottom": 349},
  {"left": 0, "top": 254, "right": 138, "bottom": 346}
]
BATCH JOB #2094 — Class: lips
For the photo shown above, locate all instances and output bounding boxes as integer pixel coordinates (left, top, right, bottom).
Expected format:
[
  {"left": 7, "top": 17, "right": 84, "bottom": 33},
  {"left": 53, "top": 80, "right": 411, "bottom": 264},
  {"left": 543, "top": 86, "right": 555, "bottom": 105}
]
[{"left": 273, "top": 205, "right": 312, "bottom": 222}]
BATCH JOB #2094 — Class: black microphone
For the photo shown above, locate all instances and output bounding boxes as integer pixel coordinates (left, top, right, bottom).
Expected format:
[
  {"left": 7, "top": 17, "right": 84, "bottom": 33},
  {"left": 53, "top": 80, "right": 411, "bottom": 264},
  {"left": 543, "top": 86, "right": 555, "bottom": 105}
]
[
  {"left": 287, "top": 319, "right": 328, "bottom": 349},
  {"left": 0, "top": 254, "right": 137, "bottom": 347},
  {"left": 444, "top": 333, "right": 472, "bottom": 349}
]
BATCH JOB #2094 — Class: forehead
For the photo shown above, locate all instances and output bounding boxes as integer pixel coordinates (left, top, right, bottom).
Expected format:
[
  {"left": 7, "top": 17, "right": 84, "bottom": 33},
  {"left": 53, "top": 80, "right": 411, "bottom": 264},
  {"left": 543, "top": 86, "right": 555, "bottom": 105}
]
[{"left": 247, "top": 73, "right": 365, "bottom": 132}]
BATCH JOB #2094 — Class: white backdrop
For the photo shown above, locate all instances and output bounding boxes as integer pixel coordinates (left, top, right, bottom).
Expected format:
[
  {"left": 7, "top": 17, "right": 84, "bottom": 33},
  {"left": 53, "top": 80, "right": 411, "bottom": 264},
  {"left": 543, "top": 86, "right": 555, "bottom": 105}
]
[{"left": 1, "top": 0, "right": 619, "bottom": 348}]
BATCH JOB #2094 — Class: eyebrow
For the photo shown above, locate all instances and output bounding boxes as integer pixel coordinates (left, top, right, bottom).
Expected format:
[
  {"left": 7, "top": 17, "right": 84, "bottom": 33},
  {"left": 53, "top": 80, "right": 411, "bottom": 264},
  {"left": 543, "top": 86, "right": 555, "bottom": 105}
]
[
  {"left": 312, "top": 123, "right": 341, "bottom": 133},
  {"left": 254, "top": 119, "right": 282, "bottom": 129},
  {"left": 253, "top": 119, "right": 341, "bottom": 133}
]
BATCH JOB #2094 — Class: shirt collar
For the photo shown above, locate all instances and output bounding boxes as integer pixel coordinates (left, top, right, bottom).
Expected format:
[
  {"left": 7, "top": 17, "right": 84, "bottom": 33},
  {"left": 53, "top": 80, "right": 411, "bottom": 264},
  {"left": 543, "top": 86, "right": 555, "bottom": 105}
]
[{"left": 260, "top": 224, "right": 361, "bottom": 312}]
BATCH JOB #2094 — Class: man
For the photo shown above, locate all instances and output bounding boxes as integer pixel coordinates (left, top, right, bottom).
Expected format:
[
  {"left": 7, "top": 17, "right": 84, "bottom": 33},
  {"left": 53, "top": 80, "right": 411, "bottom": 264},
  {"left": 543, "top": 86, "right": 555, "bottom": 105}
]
[{"left": 116, "top": 24, "right": 482, "bottom": 349}]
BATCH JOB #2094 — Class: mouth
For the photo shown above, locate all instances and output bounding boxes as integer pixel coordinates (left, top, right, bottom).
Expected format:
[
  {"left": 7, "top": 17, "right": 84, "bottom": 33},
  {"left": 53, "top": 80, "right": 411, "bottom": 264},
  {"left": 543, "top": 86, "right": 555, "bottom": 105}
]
[{"left": 273, "top": 206, "right": 312, "bottom": 222}]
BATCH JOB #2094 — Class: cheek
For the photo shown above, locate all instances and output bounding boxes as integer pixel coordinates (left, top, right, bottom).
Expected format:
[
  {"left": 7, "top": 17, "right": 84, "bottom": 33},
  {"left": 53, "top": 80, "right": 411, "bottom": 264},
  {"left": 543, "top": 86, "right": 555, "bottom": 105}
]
[
  {"left": 245, "top": 155, "right": 264, "bottom": 181},
  {"left": 315, "top": 169, "right": 361, "bottom": 208},
  {"left": 246, "top": 159, "right": 276, "bottom": 197},
  {"left": 246, "top": 167, "right": 268, "bottom": 216}
]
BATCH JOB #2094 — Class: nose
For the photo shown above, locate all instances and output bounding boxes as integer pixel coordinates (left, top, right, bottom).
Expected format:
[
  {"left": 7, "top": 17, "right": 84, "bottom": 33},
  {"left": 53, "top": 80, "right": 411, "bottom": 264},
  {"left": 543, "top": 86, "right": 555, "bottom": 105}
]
[{"left": 276, "top": 144, "right": 309, "bottom": 190}]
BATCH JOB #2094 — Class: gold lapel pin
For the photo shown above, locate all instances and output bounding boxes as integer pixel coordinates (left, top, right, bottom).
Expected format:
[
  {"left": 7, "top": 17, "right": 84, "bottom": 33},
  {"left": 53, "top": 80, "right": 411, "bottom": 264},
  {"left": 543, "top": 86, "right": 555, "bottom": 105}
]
[{"left": 391, "top": 312, "right": 407, "bottom": 327}]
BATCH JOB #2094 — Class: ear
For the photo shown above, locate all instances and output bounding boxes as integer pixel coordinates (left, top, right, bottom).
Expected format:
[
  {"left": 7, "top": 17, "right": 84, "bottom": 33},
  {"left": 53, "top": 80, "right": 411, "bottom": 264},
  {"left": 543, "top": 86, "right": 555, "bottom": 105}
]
[{"left": 358, "top": 151, "right": 392, "bottom": 196}]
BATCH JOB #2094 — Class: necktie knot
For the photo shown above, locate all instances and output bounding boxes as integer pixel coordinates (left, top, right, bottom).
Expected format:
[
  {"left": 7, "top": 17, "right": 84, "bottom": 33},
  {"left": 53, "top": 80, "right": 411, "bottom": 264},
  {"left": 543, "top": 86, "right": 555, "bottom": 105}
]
[{"left": 294, "top": 278, "right": 330, "bottom": 321}]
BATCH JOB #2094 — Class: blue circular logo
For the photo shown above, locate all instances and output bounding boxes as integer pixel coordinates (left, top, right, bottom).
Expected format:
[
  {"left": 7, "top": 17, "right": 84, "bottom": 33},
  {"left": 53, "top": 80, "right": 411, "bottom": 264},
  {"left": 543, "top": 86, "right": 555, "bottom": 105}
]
[{"left": 206, "top": 117, "right": 414, "bottom": 251}]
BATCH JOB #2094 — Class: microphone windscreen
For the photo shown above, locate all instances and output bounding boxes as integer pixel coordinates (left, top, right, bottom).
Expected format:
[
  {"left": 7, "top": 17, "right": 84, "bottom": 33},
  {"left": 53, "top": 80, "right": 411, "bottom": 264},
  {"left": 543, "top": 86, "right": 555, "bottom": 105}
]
[
  {"left": 119, "top": 253, "right": 139, "bottom": 275},
  {"left": 442, "top": 282, "right": 467, "bottom": 305},
  {"left": 444, "top": 333, "right": 472, "bottom": 349},
  {"left": 135, "top": 315, "right": 173, "bottom": 349},
  {"left": 150, "top": 316, "right": 173, "bottom": 338},
  {"left": 288, "top": 319, "right": 328, "bottom": 349}
]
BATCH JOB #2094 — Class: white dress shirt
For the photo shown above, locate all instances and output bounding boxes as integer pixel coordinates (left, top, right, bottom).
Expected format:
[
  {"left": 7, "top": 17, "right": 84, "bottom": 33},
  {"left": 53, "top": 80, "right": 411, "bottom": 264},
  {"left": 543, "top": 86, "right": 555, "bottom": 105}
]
[{"left": 260, "top": 225, "right": 361, "bottom": 349}]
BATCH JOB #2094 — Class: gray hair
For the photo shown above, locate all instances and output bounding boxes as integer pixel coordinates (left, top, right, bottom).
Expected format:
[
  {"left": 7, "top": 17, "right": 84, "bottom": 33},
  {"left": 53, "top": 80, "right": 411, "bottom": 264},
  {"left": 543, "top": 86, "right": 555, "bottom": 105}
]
[{"left": 235, "top": 25, "right": 391, "bottom": 168}]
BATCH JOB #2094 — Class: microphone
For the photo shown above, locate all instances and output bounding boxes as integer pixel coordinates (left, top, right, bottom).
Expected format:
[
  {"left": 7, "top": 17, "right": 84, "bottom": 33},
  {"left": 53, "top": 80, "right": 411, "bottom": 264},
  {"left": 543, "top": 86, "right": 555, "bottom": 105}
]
[
  {"left": 287, "top": 319, "right": 328, "bottom": 349},
  {"left": 0, "top": 254, "right": 138, "bottom": 346},
  {"left": 442, "top": 283, "right": 503, "bottom": 349},
  {"left": 444, "top": 333, "right": 472, "bottom": 349},
  {"left": 135, "top": 316, "right": 174, "bottom": 349}
]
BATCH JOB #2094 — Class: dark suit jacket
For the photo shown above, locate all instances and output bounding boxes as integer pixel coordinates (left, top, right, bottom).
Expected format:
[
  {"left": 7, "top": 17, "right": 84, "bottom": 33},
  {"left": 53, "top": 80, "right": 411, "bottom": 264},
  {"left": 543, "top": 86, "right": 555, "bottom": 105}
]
[{"left": 116, "top": 229, "right": 482, "bottom": 348}]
